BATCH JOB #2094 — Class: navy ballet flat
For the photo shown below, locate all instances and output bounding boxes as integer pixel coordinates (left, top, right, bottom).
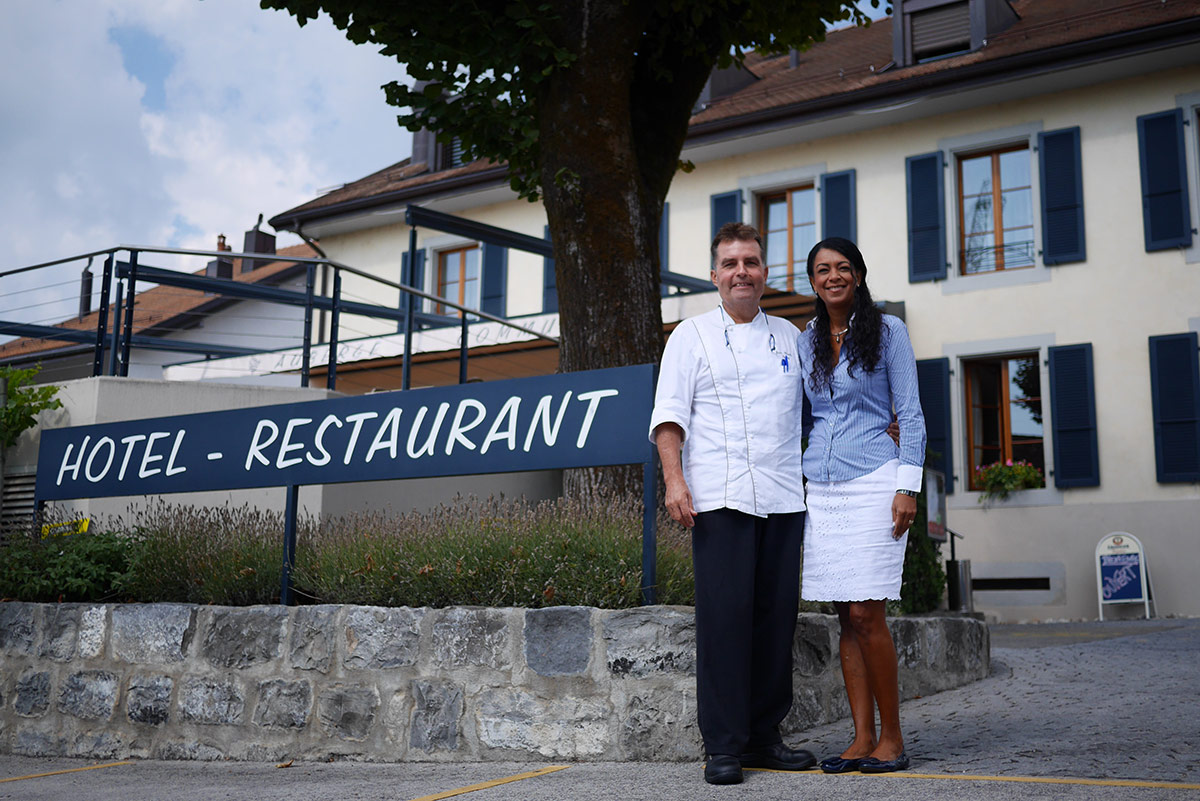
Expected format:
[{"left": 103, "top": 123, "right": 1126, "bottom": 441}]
[
  {"left": 858, "top": 752, "right": 910, "bottom": 773},
  {"left": 819, "top": 755, "right": 864, "bottom": 773}
]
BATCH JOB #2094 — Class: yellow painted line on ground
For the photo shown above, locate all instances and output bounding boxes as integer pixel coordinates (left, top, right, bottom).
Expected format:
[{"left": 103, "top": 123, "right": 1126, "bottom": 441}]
[
  {"left": 744, "top": 767, "right": 1200, "bottom": 790},
  {"left": 407, "top": 765, "right": 570, "bottom": 801},
  {"left": 0, "top": 761, "right": 133, "bottom": 783},
  {"left": 891, "top": 772, "right": 1200, "bottom": 790}
]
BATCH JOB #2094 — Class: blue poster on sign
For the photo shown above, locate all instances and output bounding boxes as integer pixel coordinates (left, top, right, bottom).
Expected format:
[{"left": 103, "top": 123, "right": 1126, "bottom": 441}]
[
  {"left": 36, "top": 365, "right": 655, "bottom": 502},
  {"left": 1100, "top": 553, "right": 1143, "bottom": 602}
]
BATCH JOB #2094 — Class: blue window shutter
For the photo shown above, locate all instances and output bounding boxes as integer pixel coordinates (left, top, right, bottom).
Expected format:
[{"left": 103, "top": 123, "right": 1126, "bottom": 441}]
[
  {"left": 906, "top": 152, "right": 947, "bottom": 282},
  {"left": 542, "top": 225, "right": 557, "bottom": 313},
  {"left": 481, "top": 243, "right": 508, "bottom": 317},
  {"left": 659, "top": 202, "right": 670, "bottom": 297},
  {"left": 1149, "top": 333, "right": 1200, "bottom": 482},
  {"left": 710, "top": 190, "right": 743, "bottom": 240},
  {"left": 916, "top": 357, "right": 953, "bottom": 493},
  {"left": 1137, "top": 109, "right": 1193, "bottom": 251},
  {"left": 1048, "top": 343, "right": 1099, "bottom": 488},
  {"left": 398, "top": 248, "right": 426, "bottom": 331},
  {"left": 820, "top": 169, "right": 857, "bottom": 242},
  {"left": 1038, "top": 127, "right": 1086, "bottom": 265}
]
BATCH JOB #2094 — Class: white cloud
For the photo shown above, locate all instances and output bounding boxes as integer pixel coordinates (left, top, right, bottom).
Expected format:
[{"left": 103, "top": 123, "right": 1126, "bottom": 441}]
[{"left": 0, "top": 0, "right": 410, "bottom": 333}]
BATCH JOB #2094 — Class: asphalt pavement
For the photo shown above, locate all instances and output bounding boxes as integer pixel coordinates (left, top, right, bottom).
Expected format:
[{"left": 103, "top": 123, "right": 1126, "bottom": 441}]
[{"left": 3, "top": 617, "right": 1198, "bottom": 801}]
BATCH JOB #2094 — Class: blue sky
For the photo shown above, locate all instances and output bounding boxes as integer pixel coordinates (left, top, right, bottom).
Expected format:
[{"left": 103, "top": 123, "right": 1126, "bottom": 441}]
[
  {"left": 0, "top": 0, "right": 410, "bottom": 333},
  {"left": 1, "top": 1, "right": 888, "bottom": 336}
]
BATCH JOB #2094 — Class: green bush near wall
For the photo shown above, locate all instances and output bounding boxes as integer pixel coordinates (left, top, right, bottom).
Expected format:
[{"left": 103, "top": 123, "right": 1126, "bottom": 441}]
[{"left": 1, "top": 489, "right": 943, "bottom": 612}]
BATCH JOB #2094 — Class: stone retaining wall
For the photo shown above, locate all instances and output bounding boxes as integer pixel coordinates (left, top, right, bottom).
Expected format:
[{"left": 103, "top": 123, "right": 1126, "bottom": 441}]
[{"left": 0, "top": 602, "right": 988, "bottom": 762}]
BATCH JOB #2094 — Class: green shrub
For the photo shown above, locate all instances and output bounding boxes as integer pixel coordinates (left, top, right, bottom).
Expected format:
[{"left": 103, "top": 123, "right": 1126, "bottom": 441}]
[
  {"left": 295, "top": 494, "right": 694, "bottom": 608},
  {"left": 900, "top": 477, "right": 947, "bottom": 614},
  {"left": 0, "top": 525, "right": 129, "bottom": 602},
  {"left": 119, "top": 503, "right": 285, "bottom": 605}
]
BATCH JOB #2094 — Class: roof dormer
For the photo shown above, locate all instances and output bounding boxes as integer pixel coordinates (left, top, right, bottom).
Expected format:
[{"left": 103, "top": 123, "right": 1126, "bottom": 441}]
[{"left": 892, "top": 0, "right": 1018, "bottom": 66}]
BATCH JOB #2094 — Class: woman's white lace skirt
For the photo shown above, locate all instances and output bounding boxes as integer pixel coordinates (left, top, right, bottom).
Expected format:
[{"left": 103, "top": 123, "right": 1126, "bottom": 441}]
[{"left": 801, "top": 458, "right": 907, "bottom": 602}]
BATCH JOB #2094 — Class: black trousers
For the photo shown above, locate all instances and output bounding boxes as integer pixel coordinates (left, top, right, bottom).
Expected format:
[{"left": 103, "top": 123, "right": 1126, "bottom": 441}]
[{"left": 691, "top": 508, "right": 804, "bottom": 756}]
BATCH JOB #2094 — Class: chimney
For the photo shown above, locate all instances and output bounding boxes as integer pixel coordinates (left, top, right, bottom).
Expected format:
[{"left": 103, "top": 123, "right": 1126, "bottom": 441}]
[
  {"left": 79, "top": 258, "right": 94, "bottom": 318},
  {"left": 241, "top": 214, "right": 276, "bottom": 273},
  {"left": 206, "top": 233, "right": 234, "bottom": 282}
]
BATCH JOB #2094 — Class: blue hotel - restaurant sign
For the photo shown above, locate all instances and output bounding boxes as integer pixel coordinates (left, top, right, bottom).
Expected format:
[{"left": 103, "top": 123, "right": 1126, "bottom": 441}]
[{"left": 37, "top": 365, "right": 655, "bottom": 501}]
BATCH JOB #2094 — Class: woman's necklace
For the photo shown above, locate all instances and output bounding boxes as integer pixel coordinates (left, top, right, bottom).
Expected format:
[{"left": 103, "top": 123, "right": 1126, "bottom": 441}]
[{"left": 831, "top": 325, "right": 850, "bottom": 344}]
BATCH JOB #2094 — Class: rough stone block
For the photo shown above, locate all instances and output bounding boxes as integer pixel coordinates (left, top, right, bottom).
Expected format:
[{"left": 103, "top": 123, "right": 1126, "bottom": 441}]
[
  {"left": 254, "top": 679, "right": 312, "bottom": 729},
  {"left": 289, "top": 605, "right": 339, "bottom": 672},
  {"left": 203, "top": 606, "right": 287, "bottom": 669},
  {"left": 524, "top": 606, "right": 591, "bottom": 676},
  {"left": 793, "top": 615, "right": 836, "bottom": 677},
  {"left": 14, "top": 671, "right": 51, "bottom": 717},
  {"left": 943, "top": 618, "right": 987, "bottom": 676},
  {"left": 13, "top": 729, "right": 66, "bottom": 757},
  {"left": 782, "top": 683, "right": 827, "bottom": 734},
  {"left": 343, "top": 607, "right": 421, "bottom": 670},
  {"left": 156, "top": 740, "right": 226, "bottom": 761},
  {"left": 40, "top": 604, "right": 81, "bottom": 662},
  {"left": 127, "top": 674, "right": 173, "bottom": 726},
  {"left": 69, "top": 731, "right": 127, "bottom": 759},
  {"left": 112, "top": 604, "right": 195, "bottom": 664},
  {"left": 476, "top": 688, "right": 610, "bottom": 757},
  {"left": 318, "top": 684, "right": 380, "bottom": 741},
  {"left": 410, "top": 679, "right": 463, "bottom": 752},
  {"left": 891, "top": 618, "right": 923, "bottom": 670},
  {"left": 58, "top": 670, "right": 119, "bottom": 720},
  {"left": 603, "top": 607, "right": 694, "bottom": 677},
  {"left": 432, "top": 607, "right": 509, "bottom": 669},
  {"left": 79, "top": 606, "right": 106, "bottom": 659},
  {"left": 618, "top": 689, "right": 702, "bottom": 761},
  {"left": 0, "top": 602, "right": 37, "bottom": 655},
  {"left": 179, "top": 677, "right": 245, "bottom": 725}
]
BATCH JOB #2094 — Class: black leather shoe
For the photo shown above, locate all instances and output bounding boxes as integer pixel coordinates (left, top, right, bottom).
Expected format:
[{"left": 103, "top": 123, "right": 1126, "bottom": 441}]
[
  {"left": 819, "top": 755, "right": 864, "bottom": 773},
  {"left": 739, "top": 742, "right": 817, "bottom": 771},
  {"left": 858, "top": 752, "right": 910, "bottom": 773},
  {"left": 705, "top": 754, "right": 744, "bottom": 784}
]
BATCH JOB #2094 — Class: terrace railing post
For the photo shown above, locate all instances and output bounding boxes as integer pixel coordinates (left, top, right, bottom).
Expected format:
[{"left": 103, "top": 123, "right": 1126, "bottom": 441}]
[
  {"left": 327, "top": 267, "right": 341, "bottom": 391},
  {"left": 119, "top": 250, "right": 138, "bottom": 376},
  {"left": 459, "top": 313, "right": 469, "bottom": 384},
  {"left": 109, "top": 282, "right": 124, "bottom": 377},
  {"left": 92, "top": 253, "right": 114, "bottom": 377},
  {"left": 641, "top": 452, "right": 658, "bottom": 605},
  {"left": 301, "top": 264, "right": 314, "bottom": 388},
  {"left": 402, "top": 226, "right": 417, "bottom": 391},
  {"left": 280, "top": 484, "right": 300, "bottom": 605}
]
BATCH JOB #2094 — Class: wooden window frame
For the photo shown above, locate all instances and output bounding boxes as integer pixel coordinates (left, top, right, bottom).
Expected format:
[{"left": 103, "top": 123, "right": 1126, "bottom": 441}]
[
  {"left": 957, "top": 143, "right": 1034, "bottom": 275},
  {"left": 436, "top": 244, "right": 480, "bottom": 318},
  {"left": 964, "top": 353, "right": 1046, "bottom": 490},
  {"left": 758, "top": 186, "right": 815, "bottom": 294}
]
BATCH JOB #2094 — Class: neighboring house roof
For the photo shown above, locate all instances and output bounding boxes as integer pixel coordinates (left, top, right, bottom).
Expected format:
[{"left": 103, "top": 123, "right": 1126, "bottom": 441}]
[
  {"left": 690, "top": 0, "right": 1200, "bottom": 130},
  {"left": 270, "top": 0, "right": 1200, "bottom": 231},
  {"left": 0, "top": 243, "right": 316, "bottom": 363}
]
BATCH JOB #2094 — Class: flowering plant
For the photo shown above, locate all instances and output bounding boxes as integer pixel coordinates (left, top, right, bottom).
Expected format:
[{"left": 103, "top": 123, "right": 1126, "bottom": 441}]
[{"left": 974, "top": 459, "right": 1044, "bottom": 504}]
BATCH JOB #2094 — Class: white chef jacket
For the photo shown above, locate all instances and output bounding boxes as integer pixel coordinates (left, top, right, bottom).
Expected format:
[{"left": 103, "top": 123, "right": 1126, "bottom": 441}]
[{"left": 649, "top": 305, "right": 806, "bottom": 517}]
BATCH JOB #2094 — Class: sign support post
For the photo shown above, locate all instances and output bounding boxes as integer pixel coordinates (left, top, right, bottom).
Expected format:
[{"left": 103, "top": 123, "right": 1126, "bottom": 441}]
[
  {"left": 641, "top": 453, "right": 658, "bottom": 605},
  {"left": 281, "top": 484, "right": 300, "bottom": 605}
]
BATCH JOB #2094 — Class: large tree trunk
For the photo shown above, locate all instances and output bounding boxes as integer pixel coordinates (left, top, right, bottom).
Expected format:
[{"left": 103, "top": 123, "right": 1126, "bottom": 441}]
[
  {"left": 539, "top": 3, "right": 663, "bottom": 500},
  {"left": 538, "top": 2, "right": 722, "bottom": 499}
]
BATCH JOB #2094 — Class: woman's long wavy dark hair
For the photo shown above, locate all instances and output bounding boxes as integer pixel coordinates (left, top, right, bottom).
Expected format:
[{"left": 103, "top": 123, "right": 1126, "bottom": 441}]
[{"left": 805, "top": 237, "right": 883, "bottom": 392}]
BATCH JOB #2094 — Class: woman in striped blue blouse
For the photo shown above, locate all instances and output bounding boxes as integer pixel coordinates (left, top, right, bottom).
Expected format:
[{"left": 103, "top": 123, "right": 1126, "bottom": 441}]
[{"left": 797, "top": 237, "right": 927, "bottom": 775}]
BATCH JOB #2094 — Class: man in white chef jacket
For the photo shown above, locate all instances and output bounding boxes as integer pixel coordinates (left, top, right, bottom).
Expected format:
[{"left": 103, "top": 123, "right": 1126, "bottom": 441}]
[{"left": 650, "top": 222, "right": 813, "bottom": 785}]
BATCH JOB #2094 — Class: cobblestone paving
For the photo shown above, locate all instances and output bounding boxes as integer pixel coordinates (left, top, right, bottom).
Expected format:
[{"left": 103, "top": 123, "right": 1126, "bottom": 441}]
[{"left": 791, "top": 617, "right": 1200, "bottom": 785}]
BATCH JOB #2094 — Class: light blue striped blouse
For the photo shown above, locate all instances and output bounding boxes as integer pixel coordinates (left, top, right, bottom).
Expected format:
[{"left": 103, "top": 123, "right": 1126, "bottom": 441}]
[{"left": 799, "top": 314, "right": 927, "bottom": 491}]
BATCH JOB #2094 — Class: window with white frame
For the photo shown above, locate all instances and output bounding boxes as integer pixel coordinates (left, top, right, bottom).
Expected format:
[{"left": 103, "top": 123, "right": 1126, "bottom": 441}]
[
  {"left": 435, "top": 244, "right": 481, "bottom": 317},
  {"left": 759, "top": 186, "right": 817, "bottom": 295}
]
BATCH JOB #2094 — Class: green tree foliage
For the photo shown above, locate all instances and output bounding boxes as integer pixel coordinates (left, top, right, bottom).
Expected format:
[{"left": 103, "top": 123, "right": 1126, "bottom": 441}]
[
  {"left": 1, "top": 365, "right": 62, "bottom": 449},
  {"left": 262, "top": 0, "right": 879, "bottom": 496}
]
